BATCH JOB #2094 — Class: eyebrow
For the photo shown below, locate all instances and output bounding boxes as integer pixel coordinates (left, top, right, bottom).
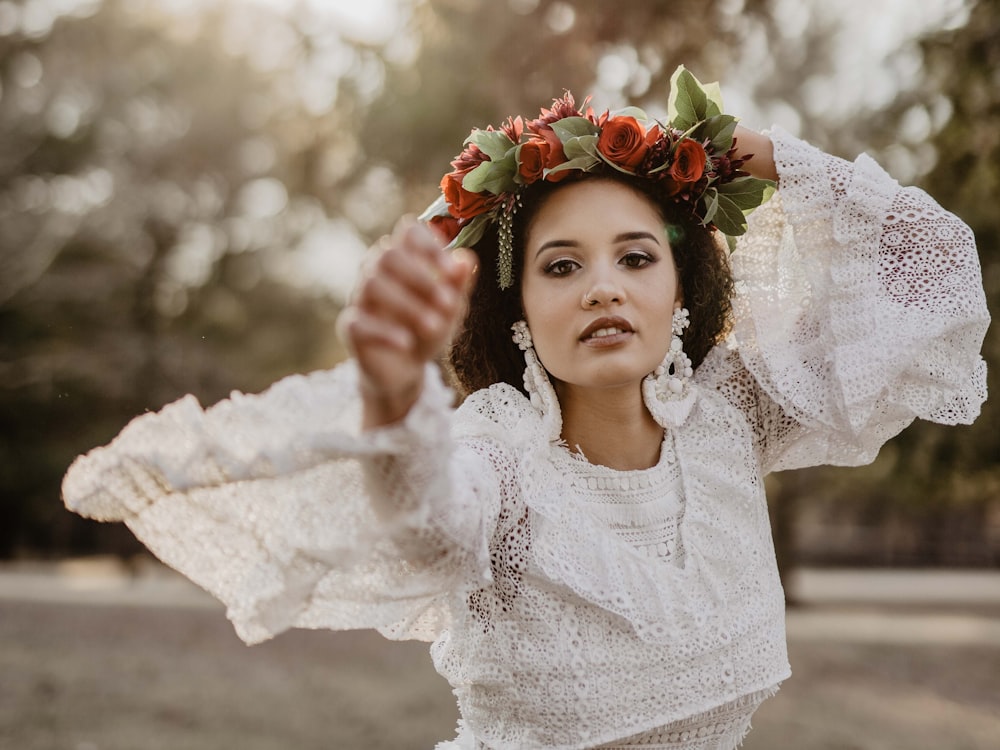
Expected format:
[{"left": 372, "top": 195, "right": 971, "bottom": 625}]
[{"left": 534, "top": 231, "right": 662, "bottom": 260}]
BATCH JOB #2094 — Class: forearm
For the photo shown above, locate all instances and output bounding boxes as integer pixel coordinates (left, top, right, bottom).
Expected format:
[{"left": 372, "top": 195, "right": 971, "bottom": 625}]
[{"left": 361, "top": 378, "right": 423, "bottom": 430}]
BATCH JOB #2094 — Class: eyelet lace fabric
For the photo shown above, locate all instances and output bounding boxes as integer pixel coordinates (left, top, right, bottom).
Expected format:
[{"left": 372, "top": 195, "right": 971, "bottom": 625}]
[{"left": 61, "top": 129, "right": 988, "bottom": 749}]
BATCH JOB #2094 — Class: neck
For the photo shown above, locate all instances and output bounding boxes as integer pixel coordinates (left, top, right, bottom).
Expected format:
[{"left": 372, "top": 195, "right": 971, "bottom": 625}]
[{"left": 555, "top": 381, "right": 663, "bottom": 471}]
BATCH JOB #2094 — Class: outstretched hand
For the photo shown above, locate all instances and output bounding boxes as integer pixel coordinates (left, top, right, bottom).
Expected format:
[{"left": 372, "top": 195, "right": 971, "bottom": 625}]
[{"left": 338, "top": 218, "right": 477, "bottom": 429}]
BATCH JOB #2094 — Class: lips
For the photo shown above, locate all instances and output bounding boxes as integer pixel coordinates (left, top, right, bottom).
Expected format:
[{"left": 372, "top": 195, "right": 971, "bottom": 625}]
[{"left": 579, "top": 316, "right": 634, "bottom": 342}]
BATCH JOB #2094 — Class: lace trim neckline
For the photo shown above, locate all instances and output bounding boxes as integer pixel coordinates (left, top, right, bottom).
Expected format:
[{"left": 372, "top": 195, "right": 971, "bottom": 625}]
[
  {"left": 550, "top": 434, "right": 681, "bottom": 504},
  {"left": 553, "top": 433, "right": 677, "bottom": 475}
]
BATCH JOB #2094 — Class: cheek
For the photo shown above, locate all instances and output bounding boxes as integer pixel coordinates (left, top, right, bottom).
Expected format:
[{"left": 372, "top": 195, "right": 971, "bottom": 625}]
[
  {"left": 521, "top": 282, "right": 571, "bottom": 369},
  {"left": 521, "top": 276, "right": 567, "bottom": 329}
]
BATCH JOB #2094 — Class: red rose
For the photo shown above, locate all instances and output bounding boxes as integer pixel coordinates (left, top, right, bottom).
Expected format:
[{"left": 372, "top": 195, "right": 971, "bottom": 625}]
[
  {"left": 440, "top": 171, "right": 491, "bottom": 220},
  {"left": 531, "top": 127, "right": 572, "bottom": 182},
  {"left": 518, "top": 136, "right": 549, "bottom": 183},
  {"left": 428, "top": 213, "right": 462, "bottom": 243},
  {"left": 670, "top": 139, "right": 707, "bottom": 185},
  {"left": 597, "top": 116, "right": 649, "bottom": 172}
]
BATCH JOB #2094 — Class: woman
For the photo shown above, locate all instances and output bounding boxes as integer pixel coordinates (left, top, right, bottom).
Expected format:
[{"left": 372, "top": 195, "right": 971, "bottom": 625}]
[{"left": 63, "top": 69, "right": 990, "bottom": 749}]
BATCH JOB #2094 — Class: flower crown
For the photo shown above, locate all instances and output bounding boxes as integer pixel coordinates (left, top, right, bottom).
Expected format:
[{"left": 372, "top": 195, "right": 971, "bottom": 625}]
[{"left": 419, "top": 66, "right": 775, "bottom": 289}]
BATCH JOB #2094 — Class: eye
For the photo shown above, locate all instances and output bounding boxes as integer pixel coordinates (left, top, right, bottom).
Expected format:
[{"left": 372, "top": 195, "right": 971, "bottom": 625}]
[
  {"left": 543, "top": 258, "right": 580, "bottom": 276},
  {"left": 620, "top": 250, "right": 655, "bottom": 269}
]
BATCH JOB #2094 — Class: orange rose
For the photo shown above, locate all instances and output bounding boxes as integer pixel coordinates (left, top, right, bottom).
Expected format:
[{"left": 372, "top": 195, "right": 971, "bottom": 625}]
[
  {"left": 536, "top": 127, "right": 570, "bottom": 182},
  {"left": 440, "top": 171, "right": 491, "bottom": 220},
  {"left": 670, "top": 140, "right": 707, "bottom": 185},
  {"left": 518, "top": 137, "right": 550, "bottom": 183},
  {"left": 596, "top": 116, "right": 649, "bottom": 171}
]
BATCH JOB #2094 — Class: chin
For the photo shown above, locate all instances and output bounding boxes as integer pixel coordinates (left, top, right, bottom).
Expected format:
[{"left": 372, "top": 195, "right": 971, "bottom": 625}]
[{"left": 561, "top": 366, "right": 653, "bottom": 392}]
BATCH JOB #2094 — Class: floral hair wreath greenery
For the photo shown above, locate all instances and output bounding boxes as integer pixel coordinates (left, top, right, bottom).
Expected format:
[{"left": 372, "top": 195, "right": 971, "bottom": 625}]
[{"left": 418, "top": 66, "right": 776, "bottom": 289}]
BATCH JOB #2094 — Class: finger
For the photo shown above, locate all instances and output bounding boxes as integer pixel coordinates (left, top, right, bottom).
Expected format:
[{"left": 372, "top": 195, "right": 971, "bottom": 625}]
[
  {"left": 356, "top": 272, "right": 448, "bottom": 344},
  {"left": 338, "top": 306, "right": 415, "bottom": 354},
  {"left": 447, "top": 248, "right": 479, "bottom": 293},
  {"left": 393, "top": 218, "right": 457, "bottom": 279},
  {"left": 393, "top": 217, "right": 446, "bottom": 259},
  {"left": 376, "top": 244, "right": 454, "bottom": 311},
  {"left": 392, "top": 216, "right": 446, "bottom": 273}
]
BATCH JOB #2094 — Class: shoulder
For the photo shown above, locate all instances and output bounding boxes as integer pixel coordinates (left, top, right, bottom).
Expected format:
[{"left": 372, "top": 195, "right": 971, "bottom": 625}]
[
  {"left": 693, "top": 341, "right": 745, "bottom": 390},
  {"left": 455, "top": 382, "right": 538, "bottom": 437}
]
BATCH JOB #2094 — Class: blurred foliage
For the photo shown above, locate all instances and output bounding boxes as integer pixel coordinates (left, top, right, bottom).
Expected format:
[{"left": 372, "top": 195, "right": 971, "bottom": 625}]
[
  {"left": 774, "top": 0, "right": 1000, "bottom": 567},
  {"left": 0, "top": 0, "right": 365, "bottom": 555},
  {"left": 0, "top": 0, "right": 995, "bottom": 563}
]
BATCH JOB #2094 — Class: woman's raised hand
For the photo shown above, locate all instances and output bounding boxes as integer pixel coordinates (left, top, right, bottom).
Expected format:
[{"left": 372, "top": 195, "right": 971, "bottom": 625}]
[{"left": 339, "top": 218, "right": 477, "bottom": 429}]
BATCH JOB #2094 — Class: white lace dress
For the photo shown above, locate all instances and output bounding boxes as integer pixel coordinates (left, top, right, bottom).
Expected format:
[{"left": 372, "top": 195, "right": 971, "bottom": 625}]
[{"left": 61, "top": 129, "right": 989, "bottom": 749}]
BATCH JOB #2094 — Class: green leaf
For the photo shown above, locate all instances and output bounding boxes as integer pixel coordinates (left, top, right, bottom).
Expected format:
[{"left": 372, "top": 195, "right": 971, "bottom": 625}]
[
  {"left": 562, "top": 133, "right": 599, "bottom": 160},
  {"left": 551, "top": 116, "right": 599, "bottom": 142},
  {"left": 700, "top": 187, "right": 719, "bottom": 225},
  {"left": 609, "top": 105, "right": 649, "bottom": 121},
  {"left": 417, "top": 193, "right": 450, "bottom": 222},
  {"left": 544, "top": 153, "right": 600, "bottom": 177},
  {"left": 667, "top": 66, "right": 708, "bottom": 130},
  {"left": 595, "top": 149, "right": 639, "bottom": 176},
  {"left": 450, "top": 215, "right": 488, "bottom": 249},
  {"left": 460, "top": 161, "right": 492, "bottom": 192},
  {"left": 716, "top": 176, "right": 777, "bottom": 210},
  {"left": 462, "top": 153, "right": 517, "bottom": 194},
  {"left": 667, "top": 65, "right": 725, "bottom": 130},
  {"left": 697, "top": 114, "right": 738, "bottom": 152},
  {"left": 710, "top": 192, "right": 751, "bottom": 236},
  {"left": 702, "top": 81, "right": 724, "bottom": 118},
  {"left": 465, "top": 129, "right": 516, "bottom": 161}
]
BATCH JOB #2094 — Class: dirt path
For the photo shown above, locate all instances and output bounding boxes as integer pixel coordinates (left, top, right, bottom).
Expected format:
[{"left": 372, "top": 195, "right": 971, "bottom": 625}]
[{"left": 1, "top": 564, "right": 998, "bottom": 749}]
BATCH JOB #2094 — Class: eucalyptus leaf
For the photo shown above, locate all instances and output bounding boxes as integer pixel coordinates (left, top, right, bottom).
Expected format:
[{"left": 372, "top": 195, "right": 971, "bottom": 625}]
[
  {"left": 465, "top": 129, "right": 516, "bottom": 161},
  {"left": 462, "top": 154, "right": 517, "bottom": 195},
  {"left": 711, "top": 192, "right": 751, "bottom": 236},
  {"left": 700, "top": 187, "right": 719, "bottom": 226},
  {"left": 450, "top": 215, "right": 488, "bottom": 249},
  {"left": 667, "top": 66, "right": 709, "bottom": 130},
  {"left": 562, "top": 134, "right": 599, "bottom": 160},
  {"left": 551, "top": 116, "right": 599, "bottom": 142},
  {"left": 717, "top": 176, "right": 777, "bottom": 210},
  {"left": 702, "top": 81, "right": 724, "bottom": 118},
  {"left": 545, "top": 153, "right": 600, "bottom": 176},
  {"left": 697, "top": 114, "right": 738, "bottom": 152},
  {"left": 609, "top": 106, "right": 649, "bottom": 122},
  {"left": 595, "top": 149, "right": 640, "bottom": 176},
  {"left": 460, "top": 161, "right": 493, "bottom": 193},
  {"left": 667, "top": 65, "right": 726, "bottom": 131}
]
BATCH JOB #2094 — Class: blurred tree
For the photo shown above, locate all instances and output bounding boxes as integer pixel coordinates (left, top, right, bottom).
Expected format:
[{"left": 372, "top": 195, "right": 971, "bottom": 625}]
[
  {"left": 777, "top": 0, "right": 1000, "bottom": 567},
  {"left": 4, "top": 0, "right": 993, "bottom": 566},
  {"left": 0, "top": 0, "right": 377, "bottom": 556},
  {"left": 0, "top": 0, "right": 850, "bottom": 559}
]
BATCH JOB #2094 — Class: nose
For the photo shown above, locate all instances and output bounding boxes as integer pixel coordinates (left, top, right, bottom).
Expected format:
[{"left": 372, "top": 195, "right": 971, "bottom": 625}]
[{"left": 582, "top": 274, "right": 626, "bottom": 309}]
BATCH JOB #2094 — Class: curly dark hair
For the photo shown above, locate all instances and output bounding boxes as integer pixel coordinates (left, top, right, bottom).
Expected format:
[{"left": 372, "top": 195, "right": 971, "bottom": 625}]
[{"left": 445, "top": 170, "right": 734, "bottom": 398}]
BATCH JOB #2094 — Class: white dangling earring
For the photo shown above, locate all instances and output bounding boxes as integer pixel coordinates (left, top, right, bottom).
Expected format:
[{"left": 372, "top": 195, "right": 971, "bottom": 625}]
[
  {"left": 653, "top": 307, "right": 694, "bottom": 397},
  {"left": 511, "top": 320, "right": 562, "bottom": 440},
  {"left": 642, "top": 307, "right": 697, "bottom": 428}
]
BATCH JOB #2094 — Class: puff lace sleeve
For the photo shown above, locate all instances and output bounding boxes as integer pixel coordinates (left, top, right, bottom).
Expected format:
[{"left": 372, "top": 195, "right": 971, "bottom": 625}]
[
  {"left": 711, "top": 126, "right": 990, "bottom": 474},
  {"left": 61, "top": 362, "right": 499, "bottom": 645}
]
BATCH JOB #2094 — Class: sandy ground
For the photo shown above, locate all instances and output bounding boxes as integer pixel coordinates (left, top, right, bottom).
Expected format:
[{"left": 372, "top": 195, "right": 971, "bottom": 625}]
[{"left": 1, "top": 561, "right": 999, "bottom": 750}]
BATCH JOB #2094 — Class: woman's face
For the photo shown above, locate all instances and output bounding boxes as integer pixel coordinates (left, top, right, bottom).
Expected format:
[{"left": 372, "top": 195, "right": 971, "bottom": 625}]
[{"left": 520, "top": 179, "right": 681, "bottom": 395}]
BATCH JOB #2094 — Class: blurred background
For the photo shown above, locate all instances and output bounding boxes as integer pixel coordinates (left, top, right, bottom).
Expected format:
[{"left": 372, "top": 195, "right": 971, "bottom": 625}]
[{"left": 0, "top": 0, "right": 997, "bottom": 748}]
